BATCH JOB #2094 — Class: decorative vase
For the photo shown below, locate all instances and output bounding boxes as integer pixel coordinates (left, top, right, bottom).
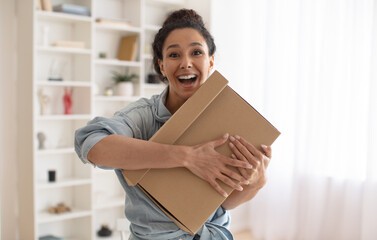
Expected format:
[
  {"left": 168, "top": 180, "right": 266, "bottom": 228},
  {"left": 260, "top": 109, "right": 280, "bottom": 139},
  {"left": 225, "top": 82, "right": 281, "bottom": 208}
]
[{"left": 115, "top": 82, "right": 134, "bottom": 96}]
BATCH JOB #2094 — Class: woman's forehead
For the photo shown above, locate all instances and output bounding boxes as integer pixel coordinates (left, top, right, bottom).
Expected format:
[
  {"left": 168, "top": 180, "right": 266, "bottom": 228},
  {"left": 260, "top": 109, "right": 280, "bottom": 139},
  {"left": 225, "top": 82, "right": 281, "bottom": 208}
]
[{"left": 163, "top": 28, "right": 207, "bottom": 50}]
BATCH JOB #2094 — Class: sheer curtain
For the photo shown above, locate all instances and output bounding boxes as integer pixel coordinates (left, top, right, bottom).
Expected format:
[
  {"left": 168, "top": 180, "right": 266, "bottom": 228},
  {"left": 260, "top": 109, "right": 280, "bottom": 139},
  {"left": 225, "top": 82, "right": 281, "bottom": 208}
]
[{"left": 212, "top": 0, "right": 377, "bottom": 239}]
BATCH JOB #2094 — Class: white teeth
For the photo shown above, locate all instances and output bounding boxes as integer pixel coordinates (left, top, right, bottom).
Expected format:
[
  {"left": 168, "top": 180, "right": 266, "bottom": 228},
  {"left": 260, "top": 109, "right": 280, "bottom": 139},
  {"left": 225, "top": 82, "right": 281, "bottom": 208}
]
[{"left": 178, "top": 75, "right": 196, "bottom": 80}]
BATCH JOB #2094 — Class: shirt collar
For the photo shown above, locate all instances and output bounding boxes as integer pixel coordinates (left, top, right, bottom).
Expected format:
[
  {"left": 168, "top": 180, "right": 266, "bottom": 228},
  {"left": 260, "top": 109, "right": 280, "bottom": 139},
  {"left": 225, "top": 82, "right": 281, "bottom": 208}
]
[{"left": 155, "top": 86, "right": 172, "bottom": 123}]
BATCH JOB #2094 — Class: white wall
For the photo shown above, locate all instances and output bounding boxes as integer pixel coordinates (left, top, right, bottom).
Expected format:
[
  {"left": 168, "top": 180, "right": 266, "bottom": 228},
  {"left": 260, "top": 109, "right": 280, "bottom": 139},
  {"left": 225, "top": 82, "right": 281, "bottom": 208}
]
[{"left": 0, "top": 0, "right": 18, "bottom": 239}]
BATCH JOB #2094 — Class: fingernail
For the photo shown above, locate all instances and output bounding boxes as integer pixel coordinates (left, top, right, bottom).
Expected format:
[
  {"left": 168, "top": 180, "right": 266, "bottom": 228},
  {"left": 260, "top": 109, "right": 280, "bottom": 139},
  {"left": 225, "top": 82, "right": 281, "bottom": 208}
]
[
  {"left": 236, "top": 185, "right": 243, "bottom": 191},
  {"left": 223, "top": 133, "right": 229, "bottom": 138},
  {"left": 243, "top": 180, "right": 250, "bottom": 185},
  {"left": 246, "top": 164, "right": 253, "bottom": 169},
  {"left": 229, "top": 142, "right": 234, "bottom": 148},
  {"left": 235, "top": 135, "right": 240, "bottom": 140},
  {"left": 261, "top": 144, "right": 267, "bottom": 149},
  {"left": 223, "top": 192, "right": 229, "bottom": 198},
  {"left": 229, "top": 136, "right": 235, "bottom": 141},
  {"left": 231, "top": 154, "right": 236, "bottom": 159}
]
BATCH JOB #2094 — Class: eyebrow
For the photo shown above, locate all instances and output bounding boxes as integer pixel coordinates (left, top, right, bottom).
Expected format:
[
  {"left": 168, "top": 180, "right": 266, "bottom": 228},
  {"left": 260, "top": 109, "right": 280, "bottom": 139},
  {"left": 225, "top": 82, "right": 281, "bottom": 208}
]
[{"left": 166, "top": 42, "right": 203, "bottom": 50}]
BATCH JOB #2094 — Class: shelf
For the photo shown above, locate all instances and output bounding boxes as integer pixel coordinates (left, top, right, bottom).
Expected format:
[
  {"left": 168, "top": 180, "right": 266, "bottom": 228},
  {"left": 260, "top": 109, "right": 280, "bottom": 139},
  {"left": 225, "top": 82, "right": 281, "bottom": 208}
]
[
  {"left": 19, "top": 1, "right": 212, "bottom": 238},
  {"left": 95, "top": 59, "right": 141, "bottom": 67},
  {"left": 37, "top": 81, "right": 91, "bottom": 87},
  {"left": 95, "top": 23, "right": 141, "bottom": 33},
  {"left": 94, "top": 95, "right": 140, "bottom": 102},
  {"left": 36, "top": 10, "right": 92, "bottom": 23},
  {"left": 37, "top": 46, "right": 92, "bottom": 55},
  {"left": 36, "top": 148, "right": 75, "bottom": 155},
  {"left": 37, "top": 115, "right": 92, "bottom": 121},
  {"left": 38, "top": 208, "right": 92, "bottom": 224},
  {"left": 37, "top": 178, "right": 92, "bottom": 189}
]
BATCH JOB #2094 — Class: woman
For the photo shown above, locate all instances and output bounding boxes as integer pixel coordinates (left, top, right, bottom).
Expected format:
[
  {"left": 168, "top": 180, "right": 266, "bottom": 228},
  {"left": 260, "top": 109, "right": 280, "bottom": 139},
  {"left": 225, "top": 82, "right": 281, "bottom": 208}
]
[{"left": 75, "top": 9, "right": 272, "bottom": 240}]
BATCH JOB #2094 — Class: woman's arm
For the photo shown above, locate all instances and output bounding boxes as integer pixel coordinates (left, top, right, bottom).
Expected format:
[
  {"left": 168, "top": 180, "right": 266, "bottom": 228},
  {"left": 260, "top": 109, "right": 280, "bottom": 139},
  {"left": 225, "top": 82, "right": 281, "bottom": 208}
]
[
  {"left": 87, "top": 134, "right": 253, "bottom": 197},
  {"left": 221, "top": 135, "right": 272, "bottom": 210}
]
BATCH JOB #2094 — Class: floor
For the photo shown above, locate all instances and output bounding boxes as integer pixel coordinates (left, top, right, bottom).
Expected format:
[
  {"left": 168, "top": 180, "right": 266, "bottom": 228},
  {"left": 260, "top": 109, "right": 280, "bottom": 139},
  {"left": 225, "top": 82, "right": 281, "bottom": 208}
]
[{"left": 233, "top": 229, "right": 254, "bottom": 240}]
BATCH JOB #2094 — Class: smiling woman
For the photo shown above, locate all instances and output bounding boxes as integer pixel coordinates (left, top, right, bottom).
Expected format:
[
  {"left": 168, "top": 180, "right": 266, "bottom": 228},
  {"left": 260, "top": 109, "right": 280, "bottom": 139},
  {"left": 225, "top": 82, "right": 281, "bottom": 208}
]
[
  {"left": 75, "top": 9, "right": 271, "bottom": 240},
  {"left": 157, "top": 28, "right": 214, "bottom": 114}
]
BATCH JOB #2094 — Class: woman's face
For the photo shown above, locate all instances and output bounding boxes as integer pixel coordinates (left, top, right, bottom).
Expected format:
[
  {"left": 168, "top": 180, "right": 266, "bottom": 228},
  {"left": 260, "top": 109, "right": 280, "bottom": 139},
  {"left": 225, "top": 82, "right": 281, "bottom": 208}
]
[{"left": 158, "top": 28, "right": 214, "bottom": 112}]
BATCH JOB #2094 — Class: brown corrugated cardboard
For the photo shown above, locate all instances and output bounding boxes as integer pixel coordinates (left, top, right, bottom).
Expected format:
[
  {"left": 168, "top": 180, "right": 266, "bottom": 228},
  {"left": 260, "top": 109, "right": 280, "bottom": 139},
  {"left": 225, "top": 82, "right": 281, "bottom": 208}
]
[{"left": 122, "top": 70, "right": 280, "bottom": 234}]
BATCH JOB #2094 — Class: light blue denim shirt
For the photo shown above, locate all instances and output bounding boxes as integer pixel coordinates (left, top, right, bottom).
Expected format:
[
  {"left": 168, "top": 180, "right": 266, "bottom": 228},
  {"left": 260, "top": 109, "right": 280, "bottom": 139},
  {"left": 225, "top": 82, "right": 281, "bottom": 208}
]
[{"left": 74, "top": 88, "right": 233, "bottom": 240}]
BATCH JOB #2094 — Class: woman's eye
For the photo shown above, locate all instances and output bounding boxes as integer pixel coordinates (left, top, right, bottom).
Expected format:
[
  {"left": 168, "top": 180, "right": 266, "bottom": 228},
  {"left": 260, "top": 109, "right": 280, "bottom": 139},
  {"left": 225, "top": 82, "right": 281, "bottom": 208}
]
[
  {"left": 193, "top": 50, "right": 202, "bottom": 55},
  {"left": 169, "top": 53, "right": 179, "bottom": 58}
]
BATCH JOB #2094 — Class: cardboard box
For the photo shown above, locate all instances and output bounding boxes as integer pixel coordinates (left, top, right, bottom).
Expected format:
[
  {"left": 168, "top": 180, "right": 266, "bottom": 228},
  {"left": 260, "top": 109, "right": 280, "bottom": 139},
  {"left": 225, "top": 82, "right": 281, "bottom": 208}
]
[{"left": 122, "top": 70, "right": 280, "bottom": 234}]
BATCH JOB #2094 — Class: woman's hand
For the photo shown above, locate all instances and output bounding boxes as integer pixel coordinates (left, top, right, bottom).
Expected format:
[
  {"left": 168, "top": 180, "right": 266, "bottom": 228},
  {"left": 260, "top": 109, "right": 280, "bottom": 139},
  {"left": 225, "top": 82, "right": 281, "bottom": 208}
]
[
  {"left": 220, "top": 135, "right": 272, "bottom": 210},
  {"left": 182, "top": 133, "right": 253, "bottom": 198},
  {"left": 229, "top": 135, "right": 271, "bottom": 191}
]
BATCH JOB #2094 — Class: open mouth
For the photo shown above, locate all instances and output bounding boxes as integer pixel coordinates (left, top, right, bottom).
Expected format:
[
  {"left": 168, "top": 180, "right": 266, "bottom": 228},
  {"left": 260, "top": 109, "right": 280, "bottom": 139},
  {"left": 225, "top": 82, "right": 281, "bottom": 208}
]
[{"left": 177, "top": 74, "right": 198, "bottom": 87}]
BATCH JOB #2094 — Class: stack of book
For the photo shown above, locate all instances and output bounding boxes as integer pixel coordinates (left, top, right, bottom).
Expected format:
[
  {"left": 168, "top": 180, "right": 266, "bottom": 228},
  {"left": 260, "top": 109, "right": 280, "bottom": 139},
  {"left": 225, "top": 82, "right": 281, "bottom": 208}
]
[{"left": 53, "top": 4, "right": 90, "bottom": 16}]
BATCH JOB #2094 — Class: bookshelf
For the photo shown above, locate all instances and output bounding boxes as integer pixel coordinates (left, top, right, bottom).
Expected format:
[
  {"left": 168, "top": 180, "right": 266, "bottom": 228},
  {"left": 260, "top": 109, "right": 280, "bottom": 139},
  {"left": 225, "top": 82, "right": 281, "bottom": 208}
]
[{"left": 17, "top": 0, "right": 212, "bottom": 239}]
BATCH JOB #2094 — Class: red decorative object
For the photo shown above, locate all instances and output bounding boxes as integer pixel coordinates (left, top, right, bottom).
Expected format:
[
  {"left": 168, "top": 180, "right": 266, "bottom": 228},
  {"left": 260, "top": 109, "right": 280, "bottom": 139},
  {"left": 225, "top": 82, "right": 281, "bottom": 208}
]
[{"left": 63, "top": 87, "right": 73, "bottom": 114}]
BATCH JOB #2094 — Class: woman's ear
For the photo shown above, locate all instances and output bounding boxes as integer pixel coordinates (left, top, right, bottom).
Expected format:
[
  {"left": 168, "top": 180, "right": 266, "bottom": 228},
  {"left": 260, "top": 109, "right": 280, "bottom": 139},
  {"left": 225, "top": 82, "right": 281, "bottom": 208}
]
[
  {"left": 209, "top": 55, "right": 214, "bottom": 72},
  {"left": 158, "top": 59, "right": 165, "bottom": 77}
]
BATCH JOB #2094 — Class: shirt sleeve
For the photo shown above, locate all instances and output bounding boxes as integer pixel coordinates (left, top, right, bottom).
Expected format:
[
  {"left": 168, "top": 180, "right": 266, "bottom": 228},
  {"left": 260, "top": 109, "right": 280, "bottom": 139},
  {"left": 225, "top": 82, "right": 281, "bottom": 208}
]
[{"left": 74, "top": 114, "right": 136, "bottom": 167}]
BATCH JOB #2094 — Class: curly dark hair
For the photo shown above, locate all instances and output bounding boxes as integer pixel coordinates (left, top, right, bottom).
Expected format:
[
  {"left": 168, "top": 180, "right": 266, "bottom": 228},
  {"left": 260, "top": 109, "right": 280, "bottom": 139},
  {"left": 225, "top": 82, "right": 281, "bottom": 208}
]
[{"left": 152, "top": 9, "right": 216, "bottom": 82}]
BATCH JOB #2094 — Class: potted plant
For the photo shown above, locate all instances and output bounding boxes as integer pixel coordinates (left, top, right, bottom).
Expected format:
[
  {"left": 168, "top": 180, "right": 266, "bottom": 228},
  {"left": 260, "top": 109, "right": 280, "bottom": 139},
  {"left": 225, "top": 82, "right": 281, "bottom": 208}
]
[{"left": 111, "top": 69, "right": 138, "bottom": 96}]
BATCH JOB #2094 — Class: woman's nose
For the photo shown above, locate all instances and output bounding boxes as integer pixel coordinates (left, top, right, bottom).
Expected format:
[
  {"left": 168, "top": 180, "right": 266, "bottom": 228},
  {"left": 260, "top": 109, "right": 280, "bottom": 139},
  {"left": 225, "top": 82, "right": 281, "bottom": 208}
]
[{"left": 180, "top": 55, "right": 192, "bottom": 69}]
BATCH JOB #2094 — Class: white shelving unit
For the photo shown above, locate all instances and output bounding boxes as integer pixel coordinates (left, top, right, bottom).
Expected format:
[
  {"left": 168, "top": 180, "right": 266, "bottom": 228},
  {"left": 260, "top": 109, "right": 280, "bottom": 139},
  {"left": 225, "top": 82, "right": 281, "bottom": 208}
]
[{"left": 17, "top": 0, "right": 211, "bottom": 239}]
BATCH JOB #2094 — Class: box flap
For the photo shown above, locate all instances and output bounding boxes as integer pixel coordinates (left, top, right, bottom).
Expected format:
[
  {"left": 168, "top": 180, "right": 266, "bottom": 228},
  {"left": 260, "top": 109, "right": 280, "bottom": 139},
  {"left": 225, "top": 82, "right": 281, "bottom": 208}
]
[{"left": 123, "top": 71, "right": 228, "bottom": 185}]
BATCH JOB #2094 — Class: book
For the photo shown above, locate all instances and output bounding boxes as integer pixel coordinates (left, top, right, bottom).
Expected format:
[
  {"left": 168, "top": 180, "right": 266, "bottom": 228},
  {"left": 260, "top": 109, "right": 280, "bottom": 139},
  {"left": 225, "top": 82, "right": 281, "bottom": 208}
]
[
  {"left": 117, "top": 35, "right": 138, "bottom": 61},
  {"left": 36, "top": 0, "right": 42, "bottom": 10},
  {"left": 53, "top": 4, "right": 90, "bottom": 16},
  {"left": 41, "top": 0, "right": 52, "bottom": 11}
]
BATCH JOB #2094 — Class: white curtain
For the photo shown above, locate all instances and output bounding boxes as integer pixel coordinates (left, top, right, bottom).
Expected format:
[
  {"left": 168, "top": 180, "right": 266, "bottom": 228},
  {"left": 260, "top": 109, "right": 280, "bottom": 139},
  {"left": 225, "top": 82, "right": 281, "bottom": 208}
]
[{"left": 212, "top": 0, "right": 377, "bottom": 239}]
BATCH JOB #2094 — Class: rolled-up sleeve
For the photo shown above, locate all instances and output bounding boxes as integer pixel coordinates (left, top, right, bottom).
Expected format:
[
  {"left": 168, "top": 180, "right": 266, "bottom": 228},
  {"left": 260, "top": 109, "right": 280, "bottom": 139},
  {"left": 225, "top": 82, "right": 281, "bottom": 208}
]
[{"left": 74, "top": 114, "right": 135, "bottom": 166}]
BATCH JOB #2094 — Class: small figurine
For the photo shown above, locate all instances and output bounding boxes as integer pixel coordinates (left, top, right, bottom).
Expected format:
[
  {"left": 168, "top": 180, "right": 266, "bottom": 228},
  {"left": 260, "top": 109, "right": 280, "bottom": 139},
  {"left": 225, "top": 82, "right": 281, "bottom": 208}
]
[
  {"left": 97, "top": 224, "right": 112, "bottom": 237},
  {"left": 63, "top": 87, "right": 73, "bottom": 114},
  {"left": 48, "top": 203, "right": 71, "bottom": 214},
  {"left": 38, "top": 89, "right": 50, "bottom": 115},
  {"left": 99, "top": 52, "right": 107, "bottom": 59},
  {"left": 37, "top": 132, "right": 46, "bottom": 149},
  {"left": 48, "top": 170, "right": 56, "bottom": 182}
]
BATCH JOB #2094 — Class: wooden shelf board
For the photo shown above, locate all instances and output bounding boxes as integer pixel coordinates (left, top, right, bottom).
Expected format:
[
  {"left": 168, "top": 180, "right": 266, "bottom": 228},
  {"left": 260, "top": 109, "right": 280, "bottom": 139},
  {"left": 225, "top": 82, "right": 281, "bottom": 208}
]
[
  {"left": 36, "top": 10, "right": 92, "bottom": 23},
  {"left": 37, "top": 46, "right": 92, "bottom": 55},
  {"left": 95, "top": 23, "right": 141, "bottom": 33},
  {"left": 95, "top": 59, "right": 141, "bottom": 67},
  {"left": 37, "top": 178, "right": 92, "bottom": 189},
  {"left": 38, "top": 208, "right": 92, "bottom": 223},
  {"left": 36, "top": 81, "right": 91, "bottom": 87}
]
